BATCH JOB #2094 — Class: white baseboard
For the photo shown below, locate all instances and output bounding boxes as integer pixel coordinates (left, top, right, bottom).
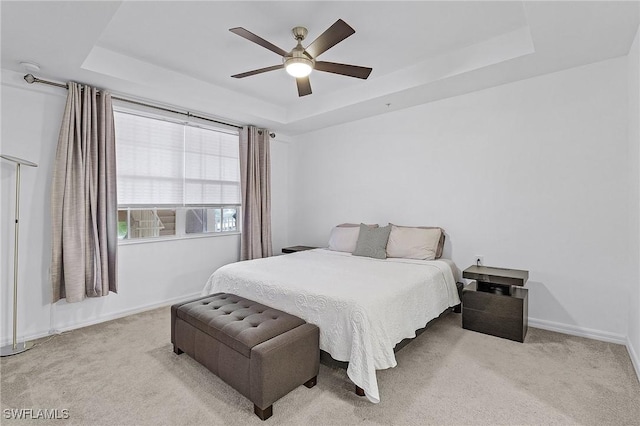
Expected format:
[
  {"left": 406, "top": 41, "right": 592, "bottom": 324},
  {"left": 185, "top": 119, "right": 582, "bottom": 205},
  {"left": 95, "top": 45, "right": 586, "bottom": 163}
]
[
  {"left": 54, "top": 292, "right": 202, "bottom": 334},
  {"left": 0, "top": 292, "right": 201, "bottom": 347},
  {"left": 528, "top": 317, "right": 627, "bottom": 345},
  {"left": 627, "top": 337, "right": 640, "bottom": 383},
  {"left": 0, "top": 329, "right": 55, "bottom": 349}
]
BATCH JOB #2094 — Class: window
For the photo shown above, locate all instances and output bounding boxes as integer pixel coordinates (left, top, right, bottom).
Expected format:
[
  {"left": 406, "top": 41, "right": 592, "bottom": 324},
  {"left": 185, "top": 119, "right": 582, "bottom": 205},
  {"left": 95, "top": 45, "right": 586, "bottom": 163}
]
[
  {"left": 185, "top": 207, "right": 238, "bottom": 233},
  {"left": 114, "top": 109, "right": 241, "bottom": 241}
]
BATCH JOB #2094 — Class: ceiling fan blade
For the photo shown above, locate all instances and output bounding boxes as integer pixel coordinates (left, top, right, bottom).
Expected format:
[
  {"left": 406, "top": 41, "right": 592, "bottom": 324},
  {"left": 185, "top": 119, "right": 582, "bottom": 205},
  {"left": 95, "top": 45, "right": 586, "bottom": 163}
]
[
  {"left": 304, "top": 19, "right": 355, "bottom": 59},
  {"left": 296, "top": 77, "right": 312, "bottom": 97},
  {"left": 231, "top": 65, "right": 283, "bottom": 78},
  {"left": 229, "top": 27, "right": 289, "bottom": 57},
  {"left": 315, "top": 61, "right": 372, "bottom": 79}
]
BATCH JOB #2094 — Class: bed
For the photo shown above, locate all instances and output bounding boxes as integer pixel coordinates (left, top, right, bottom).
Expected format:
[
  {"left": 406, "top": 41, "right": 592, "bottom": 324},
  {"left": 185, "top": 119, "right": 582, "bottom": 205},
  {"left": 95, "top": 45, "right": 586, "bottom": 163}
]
[{"left": 202, "top": 248, "right": 460, "bottom": 403}]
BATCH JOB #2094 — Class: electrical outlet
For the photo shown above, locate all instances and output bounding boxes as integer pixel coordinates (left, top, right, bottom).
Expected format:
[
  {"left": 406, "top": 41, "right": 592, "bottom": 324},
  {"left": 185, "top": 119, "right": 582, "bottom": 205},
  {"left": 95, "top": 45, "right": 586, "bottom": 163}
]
[{"left": 474, "top": 255, "right": 484, "bottom": 266}]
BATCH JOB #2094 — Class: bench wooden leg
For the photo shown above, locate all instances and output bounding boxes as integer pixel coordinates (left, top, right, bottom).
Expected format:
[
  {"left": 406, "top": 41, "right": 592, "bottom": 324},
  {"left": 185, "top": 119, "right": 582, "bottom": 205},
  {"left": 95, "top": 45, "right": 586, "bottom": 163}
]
[
  {"left": 304, "top": 376, "right": 317, "bottom": 388},
  {"left": 254, "top": 404, "right": 273, "bottom": 421},
  {"left": 173, "top": 345, "right": 183, "bottom": 355},
  {"left": 355, "top": 385, "right": 365, "bottom": 397}
]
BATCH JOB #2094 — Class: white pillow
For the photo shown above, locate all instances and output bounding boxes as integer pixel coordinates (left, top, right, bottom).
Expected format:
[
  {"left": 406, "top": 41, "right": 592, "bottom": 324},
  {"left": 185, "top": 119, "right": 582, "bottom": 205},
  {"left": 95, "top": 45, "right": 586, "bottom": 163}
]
[
  {"left": 386, "top": 225, "right": 442, "bottom": 260},
  {"left": 328, "top": 226, "right": 361, "bottom": 252}
]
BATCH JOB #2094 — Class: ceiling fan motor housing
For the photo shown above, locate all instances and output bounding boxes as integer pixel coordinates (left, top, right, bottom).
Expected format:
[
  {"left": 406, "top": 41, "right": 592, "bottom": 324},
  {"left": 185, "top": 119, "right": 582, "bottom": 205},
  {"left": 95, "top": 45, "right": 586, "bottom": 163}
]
[
  {"left": 284, "top": 44, "right": 314, "bottom": 64},
  {"left": 284, "top": 29, "right": 314, "bottom": 77}
]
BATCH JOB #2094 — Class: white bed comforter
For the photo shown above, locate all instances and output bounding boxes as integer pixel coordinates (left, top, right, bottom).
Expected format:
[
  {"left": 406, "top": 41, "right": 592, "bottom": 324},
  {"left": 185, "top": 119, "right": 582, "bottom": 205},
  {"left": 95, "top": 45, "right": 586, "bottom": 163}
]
[{"left": 202, "top": 249, "right": 460, "bottom": 403}]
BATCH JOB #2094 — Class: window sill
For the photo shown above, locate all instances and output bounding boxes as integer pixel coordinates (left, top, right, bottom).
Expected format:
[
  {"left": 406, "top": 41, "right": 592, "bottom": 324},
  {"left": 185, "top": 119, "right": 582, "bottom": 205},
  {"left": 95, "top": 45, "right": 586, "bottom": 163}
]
[{"left": 118, "top": 231, "right": 241, "bottom": 246}]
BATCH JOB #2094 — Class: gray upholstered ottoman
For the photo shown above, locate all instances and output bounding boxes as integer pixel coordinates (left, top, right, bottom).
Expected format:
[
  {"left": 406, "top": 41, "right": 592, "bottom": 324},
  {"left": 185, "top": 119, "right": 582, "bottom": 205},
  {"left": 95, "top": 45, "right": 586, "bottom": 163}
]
[{"left": 171, "top": 293, "right": 320, "bottom": 420}]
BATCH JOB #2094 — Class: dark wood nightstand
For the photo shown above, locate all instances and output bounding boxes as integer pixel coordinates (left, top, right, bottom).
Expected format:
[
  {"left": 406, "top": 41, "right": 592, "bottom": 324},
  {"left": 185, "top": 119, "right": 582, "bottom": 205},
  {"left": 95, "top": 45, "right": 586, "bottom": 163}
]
[
  {"left": 461, "top": 265, "right": 529, "bottom": 343},
  {"left": 281, "top": 245, "right": 318, "bottom": 254}
]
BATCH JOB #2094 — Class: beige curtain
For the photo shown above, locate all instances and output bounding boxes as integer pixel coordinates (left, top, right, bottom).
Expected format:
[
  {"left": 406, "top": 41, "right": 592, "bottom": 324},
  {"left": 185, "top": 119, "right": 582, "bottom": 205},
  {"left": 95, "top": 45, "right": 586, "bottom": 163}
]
[
  {"left": 51, "top": 82, "right": 118, "bottom": 303},
  {"left": 239, "top": 126, "right": 273, "bottom": 260}
]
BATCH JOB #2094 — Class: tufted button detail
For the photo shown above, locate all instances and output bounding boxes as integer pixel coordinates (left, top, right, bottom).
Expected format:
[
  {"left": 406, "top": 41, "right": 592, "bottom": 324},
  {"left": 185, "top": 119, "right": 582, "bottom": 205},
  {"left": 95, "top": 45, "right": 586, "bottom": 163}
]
[{"left": 177, "top": 293, "right": 309, "bottom": 359}]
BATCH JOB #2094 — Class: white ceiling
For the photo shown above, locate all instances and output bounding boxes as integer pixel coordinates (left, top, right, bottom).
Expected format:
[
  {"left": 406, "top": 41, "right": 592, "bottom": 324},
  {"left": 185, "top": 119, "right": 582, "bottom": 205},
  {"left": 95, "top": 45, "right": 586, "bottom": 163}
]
[{"left": 2, "top": 1, "right": 639, "bottom": 136}]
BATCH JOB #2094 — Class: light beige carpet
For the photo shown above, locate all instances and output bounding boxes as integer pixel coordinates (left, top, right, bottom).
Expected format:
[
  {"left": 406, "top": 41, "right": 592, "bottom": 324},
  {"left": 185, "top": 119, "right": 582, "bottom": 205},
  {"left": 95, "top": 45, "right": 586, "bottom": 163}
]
[{"left": 1, "top": 307, "right": 638, "bottom": 425}]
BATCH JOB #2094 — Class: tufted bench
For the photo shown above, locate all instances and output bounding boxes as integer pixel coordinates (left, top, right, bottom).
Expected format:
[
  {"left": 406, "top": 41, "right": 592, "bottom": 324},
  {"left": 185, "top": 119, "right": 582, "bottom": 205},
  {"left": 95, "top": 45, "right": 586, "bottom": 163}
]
[{"left": 171, "top": 293, "right": 319, "bottom": 420}]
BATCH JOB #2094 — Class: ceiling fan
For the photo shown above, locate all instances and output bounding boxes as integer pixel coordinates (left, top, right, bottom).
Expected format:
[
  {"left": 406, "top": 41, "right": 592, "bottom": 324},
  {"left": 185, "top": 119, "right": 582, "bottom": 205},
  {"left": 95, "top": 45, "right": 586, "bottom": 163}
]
[{"left": 229, "top": 19, "right": 372, "bottom": 97}]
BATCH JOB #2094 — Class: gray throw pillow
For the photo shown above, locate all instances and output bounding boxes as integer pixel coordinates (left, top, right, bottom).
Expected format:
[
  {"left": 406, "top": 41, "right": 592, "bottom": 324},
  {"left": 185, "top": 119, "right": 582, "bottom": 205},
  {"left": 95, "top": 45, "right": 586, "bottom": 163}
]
[{"left": 352, "top": 223, "right": 391, "bottom": 259}]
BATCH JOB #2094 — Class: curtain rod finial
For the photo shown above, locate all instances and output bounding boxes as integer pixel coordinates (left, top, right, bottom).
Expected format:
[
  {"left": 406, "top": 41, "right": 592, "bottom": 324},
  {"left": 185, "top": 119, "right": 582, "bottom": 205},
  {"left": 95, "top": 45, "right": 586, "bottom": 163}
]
[{"left": 24, "top": 74, "right": 35, "bottom": 84}]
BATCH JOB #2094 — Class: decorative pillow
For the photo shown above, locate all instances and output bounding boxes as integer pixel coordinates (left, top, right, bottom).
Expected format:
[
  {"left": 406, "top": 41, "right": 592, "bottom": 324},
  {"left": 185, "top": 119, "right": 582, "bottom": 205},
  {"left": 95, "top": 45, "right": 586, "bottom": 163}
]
[
  {"left": 352, "top": 223, "right": 392, "bottom": 259},
  {"left": 328, "top": 226, "right": 361, "bottom": 252},
  {"left": 386, "top": 225, "right": 443, "bottom": 260},
  {"left": 337, "top": 223, "right": 379, "bottom": 228}
]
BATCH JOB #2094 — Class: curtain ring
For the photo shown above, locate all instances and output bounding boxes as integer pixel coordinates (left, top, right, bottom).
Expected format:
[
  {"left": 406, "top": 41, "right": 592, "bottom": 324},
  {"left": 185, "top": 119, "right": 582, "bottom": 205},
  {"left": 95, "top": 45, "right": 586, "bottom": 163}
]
[{"left": 256, "top": 130, "right": 275, "bottom": 138}]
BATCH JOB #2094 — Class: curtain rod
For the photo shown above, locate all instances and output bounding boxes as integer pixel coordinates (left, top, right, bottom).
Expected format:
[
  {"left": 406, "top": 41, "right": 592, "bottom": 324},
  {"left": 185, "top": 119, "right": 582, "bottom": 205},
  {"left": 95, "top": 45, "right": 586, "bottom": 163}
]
[{"left": 23, "top": 73, "right": 244, "bottom": 130}]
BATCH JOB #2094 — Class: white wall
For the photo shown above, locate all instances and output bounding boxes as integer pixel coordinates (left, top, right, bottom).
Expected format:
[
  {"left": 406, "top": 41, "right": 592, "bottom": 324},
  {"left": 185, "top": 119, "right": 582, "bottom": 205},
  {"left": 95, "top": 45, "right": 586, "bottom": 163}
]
[
  {"left": 288, "top": 57, "right": 630, "bottom": 343},
  {"left": 270, "top": 135, "right": 291, "bottom": 255},
  {"left": 628, "top": 26, "right": 640, "bottom": 377},
  {"left": 0, "top": 71, "right": 289, "bottom": 344}
]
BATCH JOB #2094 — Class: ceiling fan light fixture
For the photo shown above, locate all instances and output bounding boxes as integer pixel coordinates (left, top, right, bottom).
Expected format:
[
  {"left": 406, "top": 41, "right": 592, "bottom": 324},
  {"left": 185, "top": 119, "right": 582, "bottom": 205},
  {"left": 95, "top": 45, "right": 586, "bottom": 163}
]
[{"left": 285, "top": 57, "right": 313, "bottom": 78}]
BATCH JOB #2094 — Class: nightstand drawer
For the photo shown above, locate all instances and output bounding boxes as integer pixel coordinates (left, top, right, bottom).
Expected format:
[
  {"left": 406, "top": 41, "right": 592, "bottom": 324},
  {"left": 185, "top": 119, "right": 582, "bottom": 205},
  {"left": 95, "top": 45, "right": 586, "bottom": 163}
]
[
  {"left": 462, "top": 289, "right": 525, "bottom": 320},
  {"left": 462, "top": 308, "right": 527, "bottom": 342}
]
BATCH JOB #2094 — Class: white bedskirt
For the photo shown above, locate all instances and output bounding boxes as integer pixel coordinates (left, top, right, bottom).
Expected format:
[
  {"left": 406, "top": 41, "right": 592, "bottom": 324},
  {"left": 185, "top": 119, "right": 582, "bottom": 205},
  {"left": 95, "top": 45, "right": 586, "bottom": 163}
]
[{"left": 202, "top": 249, "right": 460, "bottom": 403}]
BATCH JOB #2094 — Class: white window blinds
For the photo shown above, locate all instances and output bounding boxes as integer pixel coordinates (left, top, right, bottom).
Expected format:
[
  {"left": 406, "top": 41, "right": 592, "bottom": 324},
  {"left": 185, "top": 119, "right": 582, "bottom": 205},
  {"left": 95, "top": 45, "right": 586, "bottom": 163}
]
[
  {"left": 114, "top": 110, "right": 241, "bottom": 207},
  {"left": 185, "top": 125, "right": 241, "bottom": 205}
]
